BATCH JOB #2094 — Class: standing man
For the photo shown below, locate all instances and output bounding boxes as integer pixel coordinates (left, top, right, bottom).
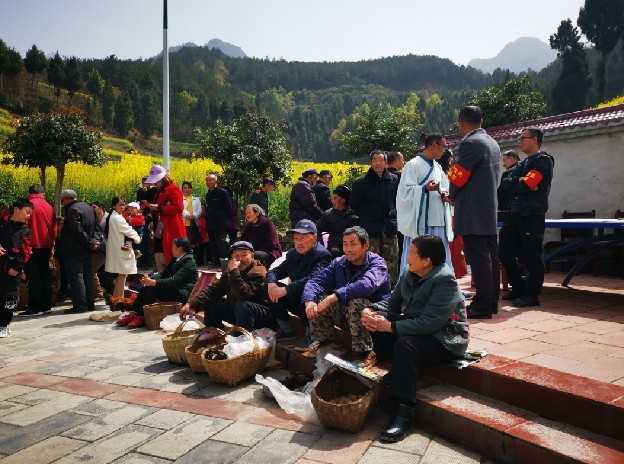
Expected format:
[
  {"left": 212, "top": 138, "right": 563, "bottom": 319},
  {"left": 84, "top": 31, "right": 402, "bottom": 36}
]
[
  {"left": 499, "top": 129, "right": 554, "bottom": 307},
  {"left": 23, "top": 185, "right": 55, "bottom": 315},
  {"left": 351, "top": 150, "right": 399, "bottom": 283},
  {"left": 289, "top": 169, "right": 324, "bottom": 226},
  {"left": 317, "top": 185, "right": 359, "bottom": 257},
  {"left": 387, "top": 151, "right": 405, "bottom": 180},
  {"left": 313, "top": 170, "right": 333, "bottom": 212},
  {"left": 497, "top": 150, "right": 521, "bottom": 224},
  {"left": 204, "top": 173, "right": 232, "bottom": 265},
  {"left": 249, "top": 178, "right": 275, "bottom": 216},
  {"left": 449, "top": 106, "right": 502, "bottom": 319},
  {"left": 56, "top": 190, "right": 96, "bottom": 314}
]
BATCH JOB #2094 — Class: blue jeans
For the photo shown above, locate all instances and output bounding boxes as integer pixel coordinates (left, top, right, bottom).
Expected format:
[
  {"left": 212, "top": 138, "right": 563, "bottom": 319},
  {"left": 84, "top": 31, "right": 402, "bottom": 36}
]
[{"left": 63, "top": 254, "right": 94, "bottom": 311}]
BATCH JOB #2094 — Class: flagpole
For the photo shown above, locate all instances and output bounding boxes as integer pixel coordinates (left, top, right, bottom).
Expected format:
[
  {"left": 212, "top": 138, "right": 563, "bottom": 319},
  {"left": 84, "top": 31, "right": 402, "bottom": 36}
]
[{"left": 162, "top": 0, "right": 170, "bottom": 169}]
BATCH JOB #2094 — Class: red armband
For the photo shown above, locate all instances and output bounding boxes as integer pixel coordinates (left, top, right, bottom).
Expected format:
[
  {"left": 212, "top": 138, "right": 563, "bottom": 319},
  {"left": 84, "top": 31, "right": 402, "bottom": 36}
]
[
  {"left": 448, "top": 164, "right": 471, "bottom": 188},
  {"left": 521, "top": 170, "right": 543, "bottom": 191}
]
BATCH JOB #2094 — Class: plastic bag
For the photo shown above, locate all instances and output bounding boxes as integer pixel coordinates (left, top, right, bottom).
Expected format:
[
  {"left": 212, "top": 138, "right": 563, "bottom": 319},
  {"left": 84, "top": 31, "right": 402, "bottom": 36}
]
[
  {"left": 223, "top": 332, "right": 271, "bottom": 359},
  {"left": 253, "top": 328, "right": 277, "bottom": 365},
  {"left": 159, "top": 314, "right": 201, "bottom": 332}
]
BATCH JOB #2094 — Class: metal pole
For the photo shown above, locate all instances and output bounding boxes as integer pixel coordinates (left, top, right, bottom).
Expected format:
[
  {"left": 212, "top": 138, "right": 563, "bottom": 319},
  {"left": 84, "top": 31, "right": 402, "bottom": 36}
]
[{"left": 162, "top": 0, "right": 170, "bottom": 169}]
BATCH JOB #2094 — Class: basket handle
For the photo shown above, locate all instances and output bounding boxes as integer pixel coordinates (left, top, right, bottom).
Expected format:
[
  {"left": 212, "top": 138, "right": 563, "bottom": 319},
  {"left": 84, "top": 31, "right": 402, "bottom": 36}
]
[
  {"left": 222, "top": 322, "right": 259, "bottom": 352},
  {"left": 174, "top": 317, "right": 205, "bottom": 336}
]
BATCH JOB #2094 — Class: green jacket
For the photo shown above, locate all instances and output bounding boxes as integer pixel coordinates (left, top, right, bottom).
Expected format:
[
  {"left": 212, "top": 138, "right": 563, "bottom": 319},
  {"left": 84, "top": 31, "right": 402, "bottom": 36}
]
[
  {"left": 372, "top": 264, "right": 469, "bottom": 357},
  {"left": 154, "top": 253, "right": 198, "bottom": 298}
]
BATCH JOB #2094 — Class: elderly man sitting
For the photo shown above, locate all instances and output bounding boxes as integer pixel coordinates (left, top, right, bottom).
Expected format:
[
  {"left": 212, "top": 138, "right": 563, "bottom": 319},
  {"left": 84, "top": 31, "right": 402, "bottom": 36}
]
[
  {"left": 180, "top": 241, "right": 271, "bottom": 330},
  {"left": 302, "top": 226, "right": 391, "bottom": 365},
  {"left": 362, "top": 235, "right": 468, "bottom": 443}
]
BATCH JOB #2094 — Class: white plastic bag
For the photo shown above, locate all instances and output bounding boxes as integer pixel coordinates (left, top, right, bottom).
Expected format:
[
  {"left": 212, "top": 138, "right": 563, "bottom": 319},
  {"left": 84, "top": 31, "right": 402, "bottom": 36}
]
[
  {"left": 222, "top": 329, "right": 276, "bottom": 360},
  {"left": 256, "top": 374, "right": 319, "bottom": 424},
  {"left": 159, "top": 315, "right": 201, "bottom": 332}
]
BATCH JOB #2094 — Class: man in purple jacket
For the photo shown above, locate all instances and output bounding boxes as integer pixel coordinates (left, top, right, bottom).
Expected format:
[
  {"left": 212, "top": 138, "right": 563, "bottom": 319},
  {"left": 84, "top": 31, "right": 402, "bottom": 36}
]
[{"left": 302, "top": 226, "right": 391, "bottom": 365}]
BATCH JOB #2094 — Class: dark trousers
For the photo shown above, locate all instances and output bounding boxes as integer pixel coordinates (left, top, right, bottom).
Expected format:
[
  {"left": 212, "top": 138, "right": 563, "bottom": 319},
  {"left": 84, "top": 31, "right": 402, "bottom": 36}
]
[
  {"left": 63, "top": 253, "right": 94, "bottom": 312},
  {"left": 206, "top": 229, "right": 228, "bottom": 264},
  {"left": 0, "top": 278, "right": 18, "bottom": 327},
  {"left": 132, "top": 286, "right": 187, "bottom": 314},
  {"left": 26, "top": 248, "right": 52, "bottom": 312},
  {"left": 267, "top": 284, "right": 305, "bottom": 322},
  {"left": 463, "top": 234, "right": 500, "bottom": 314},
  {"left": 372, "top": 332, "right": 454, "bottom": 405},
  {"left": 205, "top": 299, "right": 274, "bottom": 331},
  {"left": 499, "top": 214, "right": 545, "bottom": 299}
]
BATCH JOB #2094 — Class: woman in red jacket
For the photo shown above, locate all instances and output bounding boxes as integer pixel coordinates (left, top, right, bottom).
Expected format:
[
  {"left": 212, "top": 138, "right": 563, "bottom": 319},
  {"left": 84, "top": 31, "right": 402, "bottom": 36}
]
[{"left": 143, "top": 165, "right": 186, "bottom": 265}]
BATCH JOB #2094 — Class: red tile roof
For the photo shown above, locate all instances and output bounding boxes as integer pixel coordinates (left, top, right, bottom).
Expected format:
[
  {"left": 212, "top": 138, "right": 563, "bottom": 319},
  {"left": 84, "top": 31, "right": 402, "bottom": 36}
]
[{"left": 447, "top": 103, "right": 624, "bottom": 147}]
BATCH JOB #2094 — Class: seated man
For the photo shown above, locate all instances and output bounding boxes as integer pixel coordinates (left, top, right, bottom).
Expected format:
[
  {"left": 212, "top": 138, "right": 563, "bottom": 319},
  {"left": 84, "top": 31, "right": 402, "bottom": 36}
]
[
  {"left": 118, "top": 237, "right": 198, "bottom": 328},
  {"left": 266, "top": 219, "right": 332, "bottom": 336},
  {"left": 181, "top": 241, "right": 271, "bottom": 330},
  {"left": 362, "top": 235, "right": 468, "bottom": 443},
  {"left": 302, "top": 226, "right": 390, "bottom": 364}
]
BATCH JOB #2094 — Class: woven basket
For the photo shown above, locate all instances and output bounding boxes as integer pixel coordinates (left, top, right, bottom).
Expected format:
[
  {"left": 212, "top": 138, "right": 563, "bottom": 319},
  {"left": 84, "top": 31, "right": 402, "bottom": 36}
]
[
  {"left": 144, "top": 302, "right": 182, "bottom": 330},
  {"left": 311, "top": 367, "right": 378, "bottom": 432},
  {"left": 162, "top": 319, "right": 204, "bottom": 365},
  {"left": 184, "top": 346, "right": 207, "bottom": 373},
  {"left": 201, "top": 325, "right": 271, "bottom": 386}
]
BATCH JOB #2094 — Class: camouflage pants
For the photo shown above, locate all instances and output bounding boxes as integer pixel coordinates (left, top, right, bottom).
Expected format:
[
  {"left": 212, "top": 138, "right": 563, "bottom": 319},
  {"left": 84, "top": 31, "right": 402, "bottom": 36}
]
[
  {"left": 369, "top": 235, "right": 399, "bottom": 284},
  {"left": 309, "top": 298, "right": 373, "bottom": 352}
]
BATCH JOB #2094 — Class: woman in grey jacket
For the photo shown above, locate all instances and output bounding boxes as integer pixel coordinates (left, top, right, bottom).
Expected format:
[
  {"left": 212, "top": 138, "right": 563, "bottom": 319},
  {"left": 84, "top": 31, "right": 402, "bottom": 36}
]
[{"left": 361, "top": 234, "right": 468, "bottom": 443}]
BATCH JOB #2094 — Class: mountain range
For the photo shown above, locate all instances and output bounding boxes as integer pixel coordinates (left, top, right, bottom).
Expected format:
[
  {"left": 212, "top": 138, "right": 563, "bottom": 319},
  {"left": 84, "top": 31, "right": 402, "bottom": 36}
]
[
  {"left": 168, "top": 38, "right": 247, "bottom": 58},
  {"left": 468, "top": 37, "right": 557, "bottom": 73}
]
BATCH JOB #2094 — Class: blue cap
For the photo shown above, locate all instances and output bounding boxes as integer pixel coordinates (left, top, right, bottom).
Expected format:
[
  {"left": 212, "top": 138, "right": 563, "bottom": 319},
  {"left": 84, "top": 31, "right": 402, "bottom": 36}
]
[
  {"left": 228, "top": 241, "right": 255, "bottom": 255},
  {"left": 288, "top": 219, "right": 317, "bottom": 235}
]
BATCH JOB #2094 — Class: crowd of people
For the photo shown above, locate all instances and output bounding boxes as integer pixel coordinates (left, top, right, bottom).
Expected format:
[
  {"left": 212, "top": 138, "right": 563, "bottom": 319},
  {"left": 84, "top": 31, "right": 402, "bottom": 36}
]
[{"left": 0, "top": 104, "right": 555, "bottom": 443}]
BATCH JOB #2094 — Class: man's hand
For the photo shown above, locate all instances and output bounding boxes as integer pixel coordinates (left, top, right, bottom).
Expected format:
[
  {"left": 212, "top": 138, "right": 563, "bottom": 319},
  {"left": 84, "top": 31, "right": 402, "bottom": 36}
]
[
  {"left": 0, "top": 246, "right": 5, "bottom": 257},
  {"left": 7, "top": 268, "right": 19, "bottom": 277},
  {"left": 305, "top": 301, "right": 319, "bottom": 320},
  {"left": 227, "top": 258, "right": 240, "bottom": 272},
  {"left": 148, "top": 204, "right": 159, "bottom": 211},
  {"left": 440, "top": 191, "right": 450, "bottom": 203},
  {"left": 268, "top": 283, "right": 287, "bottom": 303},
  {"left": 179, "top": 303, "right": 195, "bottom": 319},
  {"left": 142, "top": 277, "right": 157, "bottom": 287},
  {"left": 426, "top": 180, "right": 440, "bottom": 192},
  {"left": 317, "top": 293, "right": 338, "bottom": 315},
  {"left": 361, "top": 309, "right": 392, "bottom": 333}
]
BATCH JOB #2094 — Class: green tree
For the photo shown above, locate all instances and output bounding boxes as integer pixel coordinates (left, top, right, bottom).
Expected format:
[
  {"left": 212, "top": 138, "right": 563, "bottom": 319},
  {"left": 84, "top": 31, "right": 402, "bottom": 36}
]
[
  {"left": 64, "top": 57, "right": 82, "bottom": 104},
  {"left": 578, "top": 0, "right": 624, "bottom": 101},
  {"left": 550, "top": 19, "right": 592, "bottom": 113},
  {"left": 470, "top": 76, "right": 546, "bottom": 127},
  {"left": 85, "top": 68, "right": 104, "bottom": 98},
  {"left": 113, "top": 91, "right": 133, "bottom": 136},
  {"left": 3, "top": 112, "right": 104, "bottom": 212},
  {"left": 23, "top": 44, "right": 47, "bottom": 88},
  {"left": 331, "top": 92, "right": 423, "bottom": 158},
  {"left": 136, "top": 92, "right": 157, "bottom": 137},
  {"left": 195, "top": 110, "right": 292, "bottom": 204},
  {"left": 102, "top": 81, "right": 115, "bottom": 130},
  {"left": 47, "top": 52, "right": 66, "bottom": 102}
]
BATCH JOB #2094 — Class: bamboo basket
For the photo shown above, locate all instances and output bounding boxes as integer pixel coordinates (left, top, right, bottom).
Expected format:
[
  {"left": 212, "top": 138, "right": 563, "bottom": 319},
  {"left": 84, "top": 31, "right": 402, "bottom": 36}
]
[
  {"left": 201, "top": 325, "right": 271, "bottom": 386},
  {"left": 311, "top": 367, "right": 379, "bottom": 432},
  {"left": 144, "top": 302, "right": 182, "bottom": 330},
  {"left": 184, "top": 346, "right": 208, "bottom": 373},
  {"left": 162, "top": 319, "right": 204, "bottom": 365}
]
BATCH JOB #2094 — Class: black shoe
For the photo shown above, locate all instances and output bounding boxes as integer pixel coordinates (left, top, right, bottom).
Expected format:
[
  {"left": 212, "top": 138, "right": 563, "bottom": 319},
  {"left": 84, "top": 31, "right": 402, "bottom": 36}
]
[
  {"left": 18, "top": 308, "right": 42, "bottom": 316},
  {"left": 512, "top": 297, "right": 540, "bottom": 308},
  {"left": 467, "top": 305, "right": 492, "bottom": 319},
  {"left": 64, "top": 308, "right": 87, "bottom": 314},
  {"left": 502, "top": 291, "right": 522, "bottom": 301},
  {"left": 380, "top": 403, "right": 414, "bottom": 443}
]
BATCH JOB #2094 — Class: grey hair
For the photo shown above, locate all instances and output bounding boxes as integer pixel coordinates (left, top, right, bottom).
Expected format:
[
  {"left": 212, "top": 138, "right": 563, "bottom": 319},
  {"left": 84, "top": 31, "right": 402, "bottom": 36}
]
[
  {"left": 246, "top": 203, "right": 266, "bottom": 217},
  {"left": 60, "top": 189, "right": 77, "bottom": 200},
  {"left": 343, "top": 226, "right": 369, "bottom": 245}
]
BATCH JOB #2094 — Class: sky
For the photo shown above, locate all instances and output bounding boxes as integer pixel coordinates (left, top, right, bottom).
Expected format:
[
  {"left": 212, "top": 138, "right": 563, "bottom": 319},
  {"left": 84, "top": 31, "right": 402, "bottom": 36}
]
[{"left": 0, "top": 0, "right": 586, "bottom": 65}]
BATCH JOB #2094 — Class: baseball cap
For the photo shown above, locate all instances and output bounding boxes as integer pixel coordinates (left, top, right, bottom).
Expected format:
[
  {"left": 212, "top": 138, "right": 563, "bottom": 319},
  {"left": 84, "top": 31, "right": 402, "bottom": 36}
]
[
  {"left": 228, "top": 241, "right": 255, "bottom": 255},
  {"left": 127, "top": 202, "right": 140, "bottom": 209},
  {"left": 288, "top": 219, "right": 317, "bottom": 235},
  {"left": 302, "top": 168, "right": 319, "bottom": 177}
]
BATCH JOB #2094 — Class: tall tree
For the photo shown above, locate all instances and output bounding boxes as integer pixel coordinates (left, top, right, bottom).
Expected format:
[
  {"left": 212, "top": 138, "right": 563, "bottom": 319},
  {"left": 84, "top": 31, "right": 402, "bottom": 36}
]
[
  {"left": 0, "top": 46, "right": 23, "bottom": 91},
  {"left": 85, "top": 68, "right": 104, "bottom": 98},
  {"left": 113, "top": 91, "right": 133, "bottom": 136},
  {"left": 136, "top": 92, "right": 157, "bottom": 137},
  {"left": 102, "top": 81, "right": 115, "bottom": 130},
  {"left": 23, "top": 44, "right": 47, "bottom": 88},
  {"left": 550, "top": 19, "right": 592, "bottom": 113},
  {"left": 64, "top": 57, "right": 82, "bottom": 104},
  {"left": 578, "top": 0, "right": 624, "bottom": 101},
  {"left": 47, "top": 52, "right": 65, "bottom": 102}
]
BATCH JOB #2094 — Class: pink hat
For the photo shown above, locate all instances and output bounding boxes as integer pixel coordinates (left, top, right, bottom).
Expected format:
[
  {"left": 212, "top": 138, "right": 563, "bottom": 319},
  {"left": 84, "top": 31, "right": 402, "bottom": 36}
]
[{"left": 145, "top": 165, "right": 167, "bottom": 184}]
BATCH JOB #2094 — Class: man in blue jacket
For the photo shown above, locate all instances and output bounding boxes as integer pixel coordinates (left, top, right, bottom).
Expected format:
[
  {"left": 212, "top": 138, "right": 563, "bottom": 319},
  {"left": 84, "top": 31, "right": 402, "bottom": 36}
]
[{"left": 302, "top": 226, "right": 391, "bottom": 365}]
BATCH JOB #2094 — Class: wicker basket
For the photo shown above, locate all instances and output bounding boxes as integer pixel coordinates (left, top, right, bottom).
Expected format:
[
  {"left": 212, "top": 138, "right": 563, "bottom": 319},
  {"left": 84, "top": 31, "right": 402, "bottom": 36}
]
[
  {"left": 184, "top": 346, "right": 207, "bottom": 373},
  {"left": 162, "top": 319, "right": 204, "bottom": 365},
  {"left": 311, "top": 367, "right": 378, "bottom": 432},
  {"left": 144, "top": 302, "right": 182, "bottom": 330},
  {"left": 201, "top": 325, "right": 271, "bottom": 386}
]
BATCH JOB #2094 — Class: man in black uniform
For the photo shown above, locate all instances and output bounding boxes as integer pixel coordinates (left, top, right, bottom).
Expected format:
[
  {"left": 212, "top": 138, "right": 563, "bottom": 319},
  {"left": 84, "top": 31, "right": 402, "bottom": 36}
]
[
  {"left": 317, "top": 185, "right": 359, "bottom": 257},
  {"left": 204, "top": 174, "right": 233, "bottom": 264},
  {"left": 499, "top": 128, "right": 554, "bottom": 307},
  {"left": 312, "top": 170, "right": 333, "bottom": 212}
]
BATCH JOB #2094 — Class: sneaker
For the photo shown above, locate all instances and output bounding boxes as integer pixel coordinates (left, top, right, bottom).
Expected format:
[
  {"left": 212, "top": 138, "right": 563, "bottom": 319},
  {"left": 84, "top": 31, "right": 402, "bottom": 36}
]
[
  {"left": 116, "top": 312, "right": 137, "bottom": 327},
  {"left": 127, "top": 315, "right": 145, "bottom": 329},
  {"left": 0, "top": 327, "right": 9, "bottom": 338}
]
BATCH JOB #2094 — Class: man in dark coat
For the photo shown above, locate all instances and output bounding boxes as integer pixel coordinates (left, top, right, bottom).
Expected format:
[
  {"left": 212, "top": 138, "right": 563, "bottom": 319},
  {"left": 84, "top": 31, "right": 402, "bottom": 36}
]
[
  {"left": 497, "top": 150, "right": 521, "bottom": 224},
  {"left": 317, "top": 185, "right": 359, "bottom": 257},
  {"left": 312, "top": 170, "right": 333, "bottom": 212},
  {"left": 449, "top": 106, "right": 502, "bottom": 319},
  {"left": 351, "top": 150, "right": 399, "bottom": 283},
  {"left": 267, "top": 219, "right": 332, "bottom": 335},
  {"left": 248, "top": 178, "right": 275, "bottom": 216},
  {"left": 204, "top": 174, "right": 233, "bottom": 264},
  {"left": 57, "top": 190, "right": 97, "bottom": 314},
  {"left": 289, "top": 169, "right": 324, "bottom": 226},
  {"left": 499, "top": 128, "right": 554, "bottom": 307}
]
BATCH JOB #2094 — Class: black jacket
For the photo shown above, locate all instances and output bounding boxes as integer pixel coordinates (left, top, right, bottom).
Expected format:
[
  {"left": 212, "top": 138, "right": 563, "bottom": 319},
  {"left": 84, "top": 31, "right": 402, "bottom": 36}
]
[
  {"left": 0, "top": 220, "right": 31, "bottom": 289},
  {"left": 351, "top": 168, "right": 399, "bottom": 238},
  {"left": 497, "top": 164, "right": 519, "bottom": 216},
  {"left": 312, "top": 182, "right": 332, "bottom": 212},
  {"left": 505, "top": 151, "right": 555, "bottom": 216},
  {"left": 57, "top": 200, "right": 96, "bottom": 258},
  {"left": 289, "top": 178, "right": 324, "bottom": 225},
  {"left": 317, "top": 208, "right": 359, "bottom": 256},
  {"left": 205, "top": 187, "right": 232, "bottom": 233},
  {"left": 248, "top": 190, "right": 269, "bottom": 215},
  {"left": 154, "top": 252, "right": 198, "bottom": 298},
  {"left": 266, "top": 242, "right": 332, "bottom": 302}
]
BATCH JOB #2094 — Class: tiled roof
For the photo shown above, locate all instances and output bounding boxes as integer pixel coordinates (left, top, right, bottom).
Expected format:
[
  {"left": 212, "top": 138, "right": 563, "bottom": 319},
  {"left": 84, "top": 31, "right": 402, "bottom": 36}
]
[{"left": 447, "top": 103, "right": 624, "bottom": 147}]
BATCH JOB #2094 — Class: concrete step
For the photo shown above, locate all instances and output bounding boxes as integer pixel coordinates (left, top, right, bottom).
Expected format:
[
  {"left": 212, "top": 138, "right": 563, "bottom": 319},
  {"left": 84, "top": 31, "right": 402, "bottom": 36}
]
[{"left": 415, "top": 383, "right": 624, "bottom": 464}]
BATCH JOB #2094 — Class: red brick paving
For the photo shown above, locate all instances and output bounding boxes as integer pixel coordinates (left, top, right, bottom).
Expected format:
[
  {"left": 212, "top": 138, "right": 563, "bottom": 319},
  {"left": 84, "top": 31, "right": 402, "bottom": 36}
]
[
  {"left": 48, "top": 378, "right": 124, "bottom": 398},
  {"left": 2, "top": 372, "right": 67, "bottom": 388}
]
